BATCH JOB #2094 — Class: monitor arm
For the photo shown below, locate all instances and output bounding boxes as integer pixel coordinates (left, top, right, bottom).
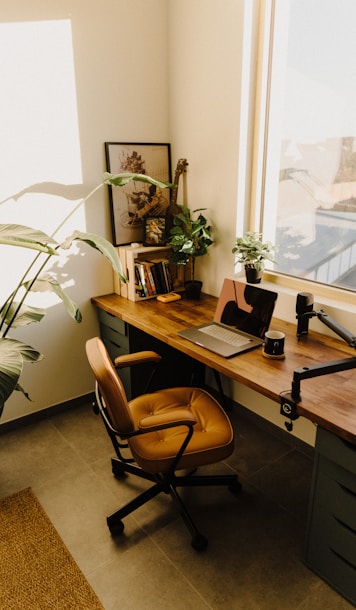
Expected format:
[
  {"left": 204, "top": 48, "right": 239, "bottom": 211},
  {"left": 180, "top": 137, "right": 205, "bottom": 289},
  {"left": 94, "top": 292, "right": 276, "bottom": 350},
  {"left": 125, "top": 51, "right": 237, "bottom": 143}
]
[{"left": 280, "top": 299, "right": 356, "bottom": 430}]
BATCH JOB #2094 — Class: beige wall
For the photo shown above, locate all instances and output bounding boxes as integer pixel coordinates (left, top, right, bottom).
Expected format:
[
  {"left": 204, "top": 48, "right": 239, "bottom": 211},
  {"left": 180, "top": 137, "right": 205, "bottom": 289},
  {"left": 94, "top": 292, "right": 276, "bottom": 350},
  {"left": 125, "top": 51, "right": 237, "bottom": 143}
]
[
  {"left": 0, "top": 0, "right": 170, "bottom": 422},
  {"left": 1, "top": 0, "right": 248, "bottom": 424},
  {"left": 168, "top": 0, "right": 245, "bottom": 296}
]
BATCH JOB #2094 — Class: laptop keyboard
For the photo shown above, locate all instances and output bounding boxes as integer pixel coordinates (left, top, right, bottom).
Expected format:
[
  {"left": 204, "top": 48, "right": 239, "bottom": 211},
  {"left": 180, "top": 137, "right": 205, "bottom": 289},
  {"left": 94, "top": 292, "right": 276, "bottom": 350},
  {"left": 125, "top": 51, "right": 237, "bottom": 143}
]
[{"left": 199, "top": 324, "right": 252, "bottom": 347}]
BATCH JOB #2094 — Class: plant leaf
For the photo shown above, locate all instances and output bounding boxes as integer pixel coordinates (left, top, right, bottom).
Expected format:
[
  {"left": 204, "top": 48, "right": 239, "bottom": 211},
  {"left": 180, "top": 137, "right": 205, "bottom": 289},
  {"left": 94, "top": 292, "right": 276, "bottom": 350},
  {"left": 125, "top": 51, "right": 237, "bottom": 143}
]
[
  {"left": 0, "top": 301, "right": 46, "bottom": 328},
  {"left": 60, "top": 231, "right": 127, "bottom": 283},
  {"left": 0, "top": 224, "right": 58, "bottom": 254},
  {"left": 23, "top": 275, "right": 82, "bottom": 322},
  {"left": 103, "top": 172, "right": 174, "bottom": 190},
  {"left": 0, "top": 338, "right": 43, "bottom": 412}
]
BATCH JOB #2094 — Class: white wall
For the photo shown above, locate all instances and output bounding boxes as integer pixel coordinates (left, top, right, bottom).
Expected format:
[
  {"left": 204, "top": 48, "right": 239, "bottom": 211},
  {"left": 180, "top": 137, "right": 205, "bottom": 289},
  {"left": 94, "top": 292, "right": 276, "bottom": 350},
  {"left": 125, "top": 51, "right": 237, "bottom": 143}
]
[
  {"left": 167, "top": 0, "right": 245, "bottom": 297},
  {"left": 0, "top": 0, "right": 169, "bottom": 422}
]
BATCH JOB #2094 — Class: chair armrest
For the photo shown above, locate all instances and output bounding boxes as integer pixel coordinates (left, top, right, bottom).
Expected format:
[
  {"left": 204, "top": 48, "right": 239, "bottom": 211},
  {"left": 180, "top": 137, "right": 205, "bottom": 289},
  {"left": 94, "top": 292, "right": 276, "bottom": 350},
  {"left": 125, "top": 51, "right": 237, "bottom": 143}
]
[
  {"left": 114, "top": 351, "right": 161, "bottom": 369},
  {"left": 138, "top": 410, "right": 196, "bottom": 433}
]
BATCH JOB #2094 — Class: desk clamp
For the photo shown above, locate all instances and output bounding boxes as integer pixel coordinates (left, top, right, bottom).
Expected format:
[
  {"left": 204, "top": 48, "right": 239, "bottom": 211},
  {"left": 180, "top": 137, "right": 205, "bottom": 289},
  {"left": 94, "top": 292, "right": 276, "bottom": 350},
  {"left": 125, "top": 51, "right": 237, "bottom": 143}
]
[{"left": 280, "top": 293, "right": 356, "bottom": 432}]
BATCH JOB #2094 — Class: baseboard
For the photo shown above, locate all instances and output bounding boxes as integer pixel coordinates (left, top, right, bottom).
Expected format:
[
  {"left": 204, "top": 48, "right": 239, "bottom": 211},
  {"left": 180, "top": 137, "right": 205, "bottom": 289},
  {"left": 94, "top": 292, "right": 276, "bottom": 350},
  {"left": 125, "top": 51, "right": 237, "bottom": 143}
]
[
  {"left": 0, "top": 393, "right": 95, "bottom": 435},
  {"left": 0, "top": 387, "right": 314, "bottom": 460}
]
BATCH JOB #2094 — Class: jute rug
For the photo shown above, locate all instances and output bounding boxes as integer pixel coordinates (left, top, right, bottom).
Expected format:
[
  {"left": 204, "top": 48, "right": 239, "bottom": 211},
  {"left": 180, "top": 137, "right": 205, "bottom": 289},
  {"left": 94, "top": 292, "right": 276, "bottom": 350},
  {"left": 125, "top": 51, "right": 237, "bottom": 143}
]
[{"left": 0, "top": 487, "right": 104, "bottom": 609}]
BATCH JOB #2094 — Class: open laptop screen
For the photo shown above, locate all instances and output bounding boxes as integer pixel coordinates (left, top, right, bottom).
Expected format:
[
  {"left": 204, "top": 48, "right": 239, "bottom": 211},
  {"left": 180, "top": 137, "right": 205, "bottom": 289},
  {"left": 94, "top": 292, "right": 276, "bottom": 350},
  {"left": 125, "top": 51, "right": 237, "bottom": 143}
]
[{"left": 214, "top": 279, "right": 278, "bottom": 339}]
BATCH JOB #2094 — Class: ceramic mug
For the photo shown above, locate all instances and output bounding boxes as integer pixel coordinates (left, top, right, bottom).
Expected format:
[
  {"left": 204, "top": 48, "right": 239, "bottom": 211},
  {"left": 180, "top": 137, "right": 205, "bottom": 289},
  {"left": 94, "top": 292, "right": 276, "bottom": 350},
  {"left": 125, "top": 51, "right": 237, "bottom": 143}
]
[{"left": 263, "top": 330, "right": 285, "bottom": 358}]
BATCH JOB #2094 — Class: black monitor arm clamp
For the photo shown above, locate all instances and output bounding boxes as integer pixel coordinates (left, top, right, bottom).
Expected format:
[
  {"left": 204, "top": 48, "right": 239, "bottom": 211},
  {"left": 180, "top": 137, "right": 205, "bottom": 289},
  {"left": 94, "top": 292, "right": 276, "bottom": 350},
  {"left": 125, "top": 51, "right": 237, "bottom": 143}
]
[{"left": 280, "top": 293, "right": 356, "bottom": 431}]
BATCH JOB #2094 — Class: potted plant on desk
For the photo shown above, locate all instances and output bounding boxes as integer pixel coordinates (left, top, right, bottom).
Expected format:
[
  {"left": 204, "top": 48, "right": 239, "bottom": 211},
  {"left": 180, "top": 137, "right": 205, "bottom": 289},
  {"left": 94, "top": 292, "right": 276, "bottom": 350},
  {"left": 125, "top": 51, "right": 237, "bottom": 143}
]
[
  {"left": 168, "top": 204, "right": 213, "bottom": 299},
  {"left": 232, "top": 231, "right": 276, "bottom": 283}
]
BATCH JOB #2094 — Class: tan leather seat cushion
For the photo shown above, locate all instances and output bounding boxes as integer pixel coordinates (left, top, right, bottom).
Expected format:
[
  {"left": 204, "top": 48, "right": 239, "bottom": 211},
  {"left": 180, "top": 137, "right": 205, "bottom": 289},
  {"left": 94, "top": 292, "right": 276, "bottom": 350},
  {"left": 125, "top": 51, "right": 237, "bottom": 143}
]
[{"left": 127, "top": 387, "right": 234, "bottom": 473}]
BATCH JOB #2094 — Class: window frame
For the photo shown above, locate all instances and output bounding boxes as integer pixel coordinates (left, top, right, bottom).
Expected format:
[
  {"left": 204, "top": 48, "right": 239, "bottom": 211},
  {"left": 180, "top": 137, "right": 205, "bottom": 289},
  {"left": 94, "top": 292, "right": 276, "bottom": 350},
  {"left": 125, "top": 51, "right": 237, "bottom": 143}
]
[{"left": 249, "top": 0, "right": 355, "bottom": 307}]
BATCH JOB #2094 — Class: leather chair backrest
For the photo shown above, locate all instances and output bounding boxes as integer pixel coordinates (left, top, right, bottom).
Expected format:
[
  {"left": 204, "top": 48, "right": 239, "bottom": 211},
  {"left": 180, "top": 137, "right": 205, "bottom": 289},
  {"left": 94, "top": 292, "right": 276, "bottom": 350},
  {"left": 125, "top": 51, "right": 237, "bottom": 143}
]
[{"left": 86, "top": 337, "right": 135, "bottom": 436}]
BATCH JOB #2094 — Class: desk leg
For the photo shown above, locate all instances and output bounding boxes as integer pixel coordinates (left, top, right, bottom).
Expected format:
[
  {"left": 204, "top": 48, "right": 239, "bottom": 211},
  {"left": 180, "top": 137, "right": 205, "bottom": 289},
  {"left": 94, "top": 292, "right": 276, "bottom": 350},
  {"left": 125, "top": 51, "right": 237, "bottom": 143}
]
[
  {"left": 213, "top": 370, "right": 231, "bottom": 411},
  {"left": 189, "top": 362, "right": 206, "bottom": 388},
  {"left": 189, "top": 364, "right": 230, "bottom": 411}
]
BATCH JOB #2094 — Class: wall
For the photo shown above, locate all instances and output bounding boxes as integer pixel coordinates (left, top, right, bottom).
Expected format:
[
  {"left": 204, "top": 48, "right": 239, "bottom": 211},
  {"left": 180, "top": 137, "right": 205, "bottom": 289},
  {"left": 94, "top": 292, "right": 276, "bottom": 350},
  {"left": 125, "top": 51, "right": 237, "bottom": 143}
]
[
  {"left": 167, "top": 0, "right": 246, "bottom": 297},
  {"left": 0, "top": 0, "right": 169, "bottom": 423}
]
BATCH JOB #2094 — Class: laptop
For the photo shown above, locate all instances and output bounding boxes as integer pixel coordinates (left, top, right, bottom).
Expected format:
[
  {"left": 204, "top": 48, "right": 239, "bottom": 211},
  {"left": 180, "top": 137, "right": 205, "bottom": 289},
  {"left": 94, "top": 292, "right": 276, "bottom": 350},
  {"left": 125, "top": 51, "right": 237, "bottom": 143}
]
[{"left": 178, "top": 278, "right": 278, "bottom": 358}]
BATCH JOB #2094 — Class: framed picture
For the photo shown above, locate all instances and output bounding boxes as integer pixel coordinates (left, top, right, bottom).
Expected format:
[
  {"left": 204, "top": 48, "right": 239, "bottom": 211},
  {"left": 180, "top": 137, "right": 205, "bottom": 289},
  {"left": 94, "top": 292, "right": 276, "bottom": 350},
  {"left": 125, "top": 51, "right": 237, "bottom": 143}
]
[
  {"left": 105, "top": 142, "right": 171, "bottom": 245},
  {"left": 143, "top": 216, "right": 166, "bottom": 246}
]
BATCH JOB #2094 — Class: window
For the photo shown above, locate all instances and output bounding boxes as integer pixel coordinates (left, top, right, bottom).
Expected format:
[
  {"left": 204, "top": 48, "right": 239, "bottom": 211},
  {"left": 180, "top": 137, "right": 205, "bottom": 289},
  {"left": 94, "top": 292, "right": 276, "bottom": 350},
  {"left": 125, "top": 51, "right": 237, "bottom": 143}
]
[{"left": 254, "top": 0, "right": 356, "bottom": 292}]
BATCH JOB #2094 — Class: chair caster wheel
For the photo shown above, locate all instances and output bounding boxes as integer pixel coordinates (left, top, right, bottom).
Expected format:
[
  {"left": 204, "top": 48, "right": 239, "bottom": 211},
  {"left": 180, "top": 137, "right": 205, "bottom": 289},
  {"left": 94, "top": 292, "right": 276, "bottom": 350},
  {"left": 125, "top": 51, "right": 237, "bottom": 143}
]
[
  {"left": 228, "top": 480, "right": 242, "bottom": 495},
  {"left": 108, "top": 519, "right": 124, "bottom": 536},
  {"left": 191, "top": 534, "right": 208, "bottom": 551},
  {"left": 112, "top": 464, "right": 127, "bottom": 479}
]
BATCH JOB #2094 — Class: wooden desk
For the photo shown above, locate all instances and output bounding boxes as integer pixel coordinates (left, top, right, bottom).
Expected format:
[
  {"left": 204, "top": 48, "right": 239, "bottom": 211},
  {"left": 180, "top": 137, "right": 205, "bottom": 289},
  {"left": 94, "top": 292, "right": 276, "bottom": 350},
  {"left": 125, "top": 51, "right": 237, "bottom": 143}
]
[
  {"left": 92, "top": 292, "right": 356, "bottom": 444},
  {"left": 92, "top": 292, "right": 356, "bottom": 603}
]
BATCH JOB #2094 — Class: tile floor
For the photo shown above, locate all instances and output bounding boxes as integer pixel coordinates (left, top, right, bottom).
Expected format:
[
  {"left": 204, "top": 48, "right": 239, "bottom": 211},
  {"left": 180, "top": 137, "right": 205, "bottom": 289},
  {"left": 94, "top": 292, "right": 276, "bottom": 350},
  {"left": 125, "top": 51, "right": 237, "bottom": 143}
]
[{"left": 0, "top": 400, "right": 354, "bottom": 610}]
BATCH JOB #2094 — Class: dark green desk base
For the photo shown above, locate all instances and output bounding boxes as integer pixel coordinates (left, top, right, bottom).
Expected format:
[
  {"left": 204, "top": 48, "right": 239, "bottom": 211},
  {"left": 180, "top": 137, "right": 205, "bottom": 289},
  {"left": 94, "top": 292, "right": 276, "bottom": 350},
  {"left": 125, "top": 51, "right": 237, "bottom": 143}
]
[{"left": 305, "top": 427, "right": 356, "bottom": 606}]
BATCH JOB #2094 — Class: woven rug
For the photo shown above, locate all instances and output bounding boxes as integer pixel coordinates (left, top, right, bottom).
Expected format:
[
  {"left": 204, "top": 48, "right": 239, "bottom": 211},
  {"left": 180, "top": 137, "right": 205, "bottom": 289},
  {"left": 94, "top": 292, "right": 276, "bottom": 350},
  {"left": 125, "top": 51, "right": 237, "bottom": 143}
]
[{"left": 0, "top": 488, "right": 104, "bottom": 609}]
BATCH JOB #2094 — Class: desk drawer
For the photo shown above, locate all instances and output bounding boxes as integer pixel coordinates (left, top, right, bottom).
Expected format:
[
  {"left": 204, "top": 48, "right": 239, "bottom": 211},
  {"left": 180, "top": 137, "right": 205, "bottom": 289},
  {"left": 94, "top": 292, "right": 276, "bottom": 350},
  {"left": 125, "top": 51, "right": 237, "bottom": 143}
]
[
  {"left": 306, "top": 504, "right": 356, "bottom": 605},
  {"left": 316, "top": 427, "right": 356, "bottom": 475},
  {"left": 311, "top": 463, "right": 356, "bottom": 534},
  {"left": 97, "top": 309, "right": 127, "bottom": 337},
  {"left": 100, "top": 324, "right": 129, "bottom": 354},
  {"left": 305, "top": 426, "right": 356, "bottom": 605}
]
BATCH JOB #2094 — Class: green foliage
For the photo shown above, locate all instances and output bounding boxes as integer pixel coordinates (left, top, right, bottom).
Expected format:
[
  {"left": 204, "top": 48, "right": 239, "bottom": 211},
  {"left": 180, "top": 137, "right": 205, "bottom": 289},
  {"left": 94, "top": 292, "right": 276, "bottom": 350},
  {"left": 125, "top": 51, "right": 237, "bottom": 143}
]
[
  {"left": 0, "top": 172, "right": 173, "bottom": 414},
  {"left": 232, "top": 231, "right": 276, "bottom": 272},
  {"left": 168, "top": 205, "right": 213, "bottom": 281}
]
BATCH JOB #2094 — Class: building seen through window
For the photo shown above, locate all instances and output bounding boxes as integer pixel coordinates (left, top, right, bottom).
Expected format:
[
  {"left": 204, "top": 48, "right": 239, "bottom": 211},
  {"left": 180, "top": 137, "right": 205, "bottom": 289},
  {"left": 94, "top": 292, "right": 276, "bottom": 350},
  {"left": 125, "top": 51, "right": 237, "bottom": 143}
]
[{"left": 260, "top": 0, "right": 356, "bottom": 291}]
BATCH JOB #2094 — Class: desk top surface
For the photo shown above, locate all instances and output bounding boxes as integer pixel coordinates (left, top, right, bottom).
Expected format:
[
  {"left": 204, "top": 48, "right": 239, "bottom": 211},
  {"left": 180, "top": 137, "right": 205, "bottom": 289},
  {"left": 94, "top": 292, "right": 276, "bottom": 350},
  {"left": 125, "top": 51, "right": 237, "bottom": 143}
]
[{"left": 92, "top": 293, "right": 356, "bottom": 443}]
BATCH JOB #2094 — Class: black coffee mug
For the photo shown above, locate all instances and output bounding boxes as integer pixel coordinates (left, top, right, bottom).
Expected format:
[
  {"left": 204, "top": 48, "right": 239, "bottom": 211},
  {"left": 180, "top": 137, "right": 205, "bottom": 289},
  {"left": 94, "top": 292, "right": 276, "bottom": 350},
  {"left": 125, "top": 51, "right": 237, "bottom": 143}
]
[{"left": 263, "top": 330, "right": 285, "bottom": 359}]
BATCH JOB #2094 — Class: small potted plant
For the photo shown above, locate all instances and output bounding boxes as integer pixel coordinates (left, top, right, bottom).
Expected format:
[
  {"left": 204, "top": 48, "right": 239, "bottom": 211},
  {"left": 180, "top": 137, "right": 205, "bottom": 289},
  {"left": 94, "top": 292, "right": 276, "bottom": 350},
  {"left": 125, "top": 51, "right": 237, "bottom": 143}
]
[
  {"left": 232, "top": 231, "right": 276, "bottom": 283},
  {"left": 168, "top": 204, "right": 213, "bottom": 298}
]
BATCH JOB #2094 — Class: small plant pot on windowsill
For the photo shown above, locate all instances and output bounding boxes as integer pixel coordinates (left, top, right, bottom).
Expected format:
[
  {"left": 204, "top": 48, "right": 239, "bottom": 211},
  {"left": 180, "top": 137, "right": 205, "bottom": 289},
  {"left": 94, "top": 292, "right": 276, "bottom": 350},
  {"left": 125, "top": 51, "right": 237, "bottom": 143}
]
[
  {"left": 232, "top": 232, "right": 276, "bottom": 285},
  {"left": 185, "top": 280, "right": 203, "bottom": 299},
  {"left": 244, "top": 265, "right": 263, "bottom": 284}
]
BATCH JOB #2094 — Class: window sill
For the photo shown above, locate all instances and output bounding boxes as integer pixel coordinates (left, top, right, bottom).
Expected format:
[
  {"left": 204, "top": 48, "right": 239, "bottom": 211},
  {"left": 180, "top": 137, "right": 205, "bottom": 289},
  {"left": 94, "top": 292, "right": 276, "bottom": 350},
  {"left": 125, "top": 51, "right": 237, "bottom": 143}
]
[{"left": 236, "top": 271, "right": 355, "bottom": 341}]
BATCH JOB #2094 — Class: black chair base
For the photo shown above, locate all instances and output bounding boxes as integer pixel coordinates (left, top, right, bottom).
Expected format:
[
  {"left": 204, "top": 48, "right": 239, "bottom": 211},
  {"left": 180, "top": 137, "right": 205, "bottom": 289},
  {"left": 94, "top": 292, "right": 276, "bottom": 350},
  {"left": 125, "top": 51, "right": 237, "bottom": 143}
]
[{"left": 107, "top": 457, "right": 241, "bottom": 551}]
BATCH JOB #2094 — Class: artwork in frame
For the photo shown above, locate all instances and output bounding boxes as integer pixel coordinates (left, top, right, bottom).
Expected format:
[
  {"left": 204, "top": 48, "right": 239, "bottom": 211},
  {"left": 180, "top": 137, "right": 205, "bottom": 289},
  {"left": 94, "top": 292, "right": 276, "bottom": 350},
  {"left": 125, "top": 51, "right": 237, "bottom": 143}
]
[
  {"left": 105, "top": 142, "right": 172, "bottom": 245},
  {"left": 143, "top": 216, "right": 166, "bottom": 246}
]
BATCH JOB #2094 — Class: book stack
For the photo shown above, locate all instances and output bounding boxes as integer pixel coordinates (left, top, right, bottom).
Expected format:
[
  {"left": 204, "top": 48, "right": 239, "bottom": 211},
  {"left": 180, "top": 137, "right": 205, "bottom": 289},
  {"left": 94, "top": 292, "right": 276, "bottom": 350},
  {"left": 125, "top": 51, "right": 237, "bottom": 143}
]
[
  {"left": 114, "top": 244, "right": 177, "bottom": 301},
  {"left": 134, "top": 258, "right": 174, "bottom": 298}
]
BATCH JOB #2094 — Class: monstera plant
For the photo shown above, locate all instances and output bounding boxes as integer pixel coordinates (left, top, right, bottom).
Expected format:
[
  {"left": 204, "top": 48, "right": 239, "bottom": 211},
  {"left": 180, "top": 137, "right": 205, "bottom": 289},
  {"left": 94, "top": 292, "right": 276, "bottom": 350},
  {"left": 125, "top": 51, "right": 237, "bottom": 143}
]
[{"left": 0, "top": 172, "right": 172, "bottom": 415}]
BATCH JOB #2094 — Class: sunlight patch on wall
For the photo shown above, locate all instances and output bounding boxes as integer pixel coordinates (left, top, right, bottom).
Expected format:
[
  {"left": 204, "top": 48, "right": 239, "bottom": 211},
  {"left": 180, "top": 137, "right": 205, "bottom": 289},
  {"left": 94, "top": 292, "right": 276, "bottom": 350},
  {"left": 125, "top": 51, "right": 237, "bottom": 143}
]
[{"left": 0, "top": 18, "right": 84, "bottom": 302}]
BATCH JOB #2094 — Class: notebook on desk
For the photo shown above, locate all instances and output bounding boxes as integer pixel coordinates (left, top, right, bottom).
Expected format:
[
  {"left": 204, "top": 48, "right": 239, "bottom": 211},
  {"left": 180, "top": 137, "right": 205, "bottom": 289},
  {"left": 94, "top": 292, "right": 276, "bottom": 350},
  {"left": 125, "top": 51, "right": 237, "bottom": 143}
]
[{"left": 178, "top": 279, "right": 278, "bottom": 358}]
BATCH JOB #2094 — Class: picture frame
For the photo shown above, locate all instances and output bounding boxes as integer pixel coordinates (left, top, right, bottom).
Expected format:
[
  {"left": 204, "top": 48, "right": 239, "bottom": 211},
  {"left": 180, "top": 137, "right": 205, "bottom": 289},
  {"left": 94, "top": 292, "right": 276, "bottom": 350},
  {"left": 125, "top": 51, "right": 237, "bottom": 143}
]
[
  {"left": 105, "top": 142, "right": 171, "bottom": 245},
  {"left": 143, "top": 216, "right": 166, "bottom": 246}
]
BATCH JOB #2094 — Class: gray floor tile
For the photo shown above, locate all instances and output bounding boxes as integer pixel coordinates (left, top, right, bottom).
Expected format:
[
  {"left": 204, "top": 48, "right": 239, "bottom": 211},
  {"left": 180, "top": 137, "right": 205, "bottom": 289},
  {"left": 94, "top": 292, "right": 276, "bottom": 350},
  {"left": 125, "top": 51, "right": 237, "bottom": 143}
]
[{"left": 0, "top": 401, "right": 354, "bottom": 609}]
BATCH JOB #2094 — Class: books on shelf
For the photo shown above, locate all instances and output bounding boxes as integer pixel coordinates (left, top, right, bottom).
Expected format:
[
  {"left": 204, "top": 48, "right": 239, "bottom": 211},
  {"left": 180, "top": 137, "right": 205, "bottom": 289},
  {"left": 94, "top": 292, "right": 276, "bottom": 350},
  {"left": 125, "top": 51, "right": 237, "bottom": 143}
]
[
  {"left": 136, "top": 258, "right": 173, "bottom": 297},
  {"left": 113, "top": 244, "right": 175, "bottom": 301}
]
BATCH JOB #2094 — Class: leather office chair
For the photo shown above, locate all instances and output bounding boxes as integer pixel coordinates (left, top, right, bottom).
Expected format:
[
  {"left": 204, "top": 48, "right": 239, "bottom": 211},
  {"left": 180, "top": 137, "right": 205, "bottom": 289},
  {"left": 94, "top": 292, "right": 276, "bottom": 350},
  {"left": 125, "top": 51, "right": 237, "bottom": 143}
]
[{"left": 86, "top": 336, "right": 241, "bottom": 551}]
